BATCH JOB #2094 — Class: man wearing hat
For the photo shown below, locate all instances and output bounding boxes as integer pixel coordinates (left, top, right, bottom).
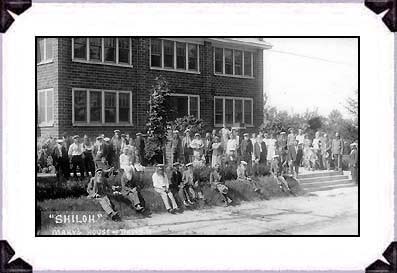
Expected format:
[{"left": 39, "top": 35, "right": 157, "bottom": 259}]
[
  {"left": 135, "top": 132, "right": 145, "bottom": 165},
  {"left": 111, "top": 130, "right": 122, "bottom": 170},
  {"left": 171, "top": 130, "right": 182, "bottom": 164},
  {"left": 68, "top": 135, "right": 85, "bottom": 179},
  {"left": 87, "top": 168, "right": 120, "bottom": 221},
  {"left": 152, "top": 164, "right": 179, "bottom": 214},
  {"left": 240, "top": 133, "right": 253, "bottom": 174},
  {"left": 51, "top": 138, "right": 70, "bottom": 180},
  {"left": 349, "top": 142, "right": 358, "bottom": 184}
]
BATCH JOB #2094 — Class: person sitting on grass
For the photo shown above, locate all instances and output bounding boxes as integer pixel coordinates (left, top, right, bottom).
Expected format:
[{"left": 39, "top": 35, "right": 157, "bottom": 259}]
[
  {"left": 87, "top": 168, "right": 121, "bottom": 222},
  {"left": 183, "top": 163, "right": 205, "bottom": 201},
  {"left": 170, "top": 162, "right": 194, "bottom": 208},
  {"left": 237, "top": 161, "right": 261, "bottom": 194},
  {"left": 152, "top": 164, "right": 180, "bottom": 214},
  {"left": 210, "top": 163, "right": 232, "bottom": 207},
  {"left": 112, "top": 167, "right": 149, "bottom": 216},
  {"left": 270, "top": 155, "right": 293, "bottom": 194}
]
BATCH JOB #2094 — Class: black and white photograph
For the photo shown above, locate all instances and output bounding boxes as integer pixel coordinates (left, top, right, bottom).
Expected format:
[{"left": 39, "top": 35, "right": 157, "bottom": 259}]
[{"left": 35, "top": 36, "right": 359, "bottom": 236}]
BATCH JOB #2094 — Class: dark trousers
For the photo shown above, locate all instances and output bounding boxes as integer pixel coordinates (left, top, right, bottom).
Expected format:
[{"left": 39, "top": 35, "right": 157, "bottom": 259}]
[
  {"left": 71, "top": 155, "right": 85, "bottom": 178},
  {"left": 56, "top": 158, "right": 70, "bottom": 180},
  {"left": 83, "top": 152, "right": 95, "bottom": 176}
]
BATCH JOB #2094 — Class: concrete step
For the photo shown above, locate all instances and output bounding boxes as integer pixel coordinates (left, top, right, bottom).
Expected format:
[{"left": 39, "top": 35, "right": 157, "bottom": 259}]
[
  {"left": 299, "top": 175, "right": 350, "bottom": 184},
  {"left": 305, "top": 183, "right": 357, "bottom": 192},
  {"left": 298, "top": 171, "right": 342, "bottom": 179},
  {"left": 301, "top": 179, "right": 353, "bottom": 189}
]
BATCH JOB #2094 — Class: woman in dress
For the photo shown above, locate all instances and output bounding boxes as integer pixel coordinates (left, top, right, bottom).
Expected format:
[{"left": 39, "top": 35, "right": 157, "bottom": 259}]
[
  {"left": 303, "top": 134, "right": 312, "bottom": 169},
  {"left": 211, "top": 136, "right": 223, "bottom": 168}
]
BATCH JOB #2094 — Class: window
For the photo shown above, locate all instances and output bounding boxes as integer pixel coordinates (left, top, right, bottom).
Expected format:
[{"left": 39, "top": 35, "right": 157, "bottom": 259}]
[
  {"left": 104, "top": 38, "right": 116, "bottom": 63},
  {"left": 89, "top": 38, "right": 102, "bottom": 61},
  {"left": 73, "top": 89, "right": 132, "bottom": 125},
  {"left": 214, "top": 47, "right": 253, "bottom": 77},
  {"left": 37, "top": 89, "right": 54, "bottom": 125},
  {"left": 214, "top": 48, "right": 223, "bottom": 74},
  {"left": 214, "top": 97, "right": 253, "bottom": 126},
  {"left": 163, "top": 40, "right": 174, "bottom": 68},
  {"left": 89, "top": 91, "right": 102, "bottom": 122},
  {"left": 73, "top": 38, "right": 87, "bottom": 60},
  {"left": 72, "top": 37, "right": 132, "bottom": 66},
  {"left": 150, "top": 38, "right": 162, "bottom": 67},
  {"left": 74, "top": 90, "right": 87, "bottom": 123},
  {"left": 176, "top": 42, "right": 186, "bottom": 69},
  {"left": 188, "top": 44, "right": 198, "bottom": 71},
  {"left": 244, "top": 51, "right": 252, "bottom": 76},
  {"left": 118, "top": 38, "right": 130, "bottom": 64},
  {"left": 167, "top": 94, "right": 200, "bottom": 120},
  {"left": 150, "top": 39, "right": 199, "bottom": 72},
  {"left": 36, "top": 38, "right": 53, "bottom": 64}
]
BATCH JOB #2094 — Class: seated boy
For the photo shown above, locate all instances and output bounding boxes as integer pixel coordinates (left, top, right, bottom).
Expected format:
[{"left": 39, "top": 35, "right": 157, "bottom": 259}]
[{"left": 210, "top": 163, "right": 232, "bottom": 206}]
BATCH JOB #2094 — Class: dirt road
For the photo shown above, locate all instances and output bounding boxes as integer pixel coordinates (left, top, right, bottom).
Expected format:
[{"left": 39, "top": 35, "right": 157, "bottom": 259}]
[{"left": 44, "top": 186, "right": 357, "bottom": 236}]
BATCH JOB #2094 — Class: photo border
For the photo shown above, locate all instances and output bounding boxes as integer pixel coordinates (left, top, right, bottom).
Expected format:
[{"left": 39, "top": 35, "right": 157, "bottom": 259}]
[{"left": 0, "top": 0, "right": 393, "bottom": 271}]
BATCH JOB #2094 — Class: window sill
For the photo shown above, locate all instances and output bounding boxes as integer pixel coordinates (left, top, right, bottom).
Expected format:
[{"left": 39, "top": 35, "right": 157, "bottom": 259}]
[
  {"left": 72, "top": 123, "right": 134, "bottom": 127},
  {"left": 72, "top": 59, "right": 133, "bottom": 68},
  {"left": 38, "top": 122, "right": 54, "bottom": 128},
  {"left": 150, "top": 67, "right": 200, "bottom": 75},
  {"left": 214, "top": 124, "right": 254, "bottom": 128},
  {"left": 214, "top": 73, "right": 254, "bottom": 79},
  {"left": 37, "top": 60, "right": 54, "bottom": 66}
]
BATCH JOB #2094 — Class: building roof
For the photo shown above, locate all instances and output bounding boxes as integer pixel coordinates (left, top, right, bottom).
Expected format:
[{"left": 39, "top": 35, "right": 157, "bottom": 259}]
[{"left": 207, "top": 38, "right": 272, "bottom": 50}]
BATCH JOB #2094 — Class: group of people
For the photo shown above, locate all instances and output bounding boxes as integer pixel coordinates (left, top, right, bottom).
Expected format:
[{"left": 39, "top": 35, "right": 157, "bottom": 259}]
[{"left": 37, "top": 126, "right": 358, "bottom": 221}]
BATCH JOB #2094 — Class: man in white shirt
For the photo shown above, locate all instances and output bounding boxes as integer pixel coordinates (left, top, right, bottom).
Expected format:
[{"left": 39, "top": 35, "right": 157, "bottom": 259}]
[
  {"left": 296, "top": 129, "right": 305, "bottom": 145},
  {"left": 152, "top": 164, "right": 179, "bottom": 214},
  {"left": 68, "top": 135, "right": 85, "bottom": 178},
  {"left": 226, "top": 135, "right": 238, "bottom": 162}
]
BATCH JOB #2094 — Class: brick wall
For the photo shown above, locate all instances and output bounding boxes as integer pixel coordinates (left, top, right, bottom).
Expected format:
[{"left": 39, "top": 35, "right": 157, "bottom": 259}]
[{"left": 37, "top": 38, "right": 264, "bottom": 139}]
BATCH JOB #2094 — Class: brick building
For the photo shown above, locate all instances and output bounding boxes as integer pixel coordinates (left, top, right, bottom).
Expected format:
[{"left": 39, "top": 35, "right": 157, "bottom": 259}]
[{"left": 37, "top": 37, "right": 271, "bottom": 138}]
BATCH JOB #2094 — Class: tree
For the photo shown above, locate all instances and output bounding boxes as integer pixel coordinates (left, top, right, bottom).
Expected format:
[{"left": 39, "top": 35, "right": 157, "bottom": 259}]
[
  {"left": 145, "top": 76, "right": 171, "bottom": 164},
  {"left": 345, "top": 90, "right": 358, "bottom": 126}
]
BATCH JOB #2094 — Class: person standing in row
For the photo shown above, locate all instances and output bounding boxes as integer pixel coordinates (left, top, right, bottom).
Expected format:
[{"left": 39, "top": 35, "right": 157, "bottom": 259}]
[
  {"left": 331, "top": 132, "right": 344, "bottom": 171},
  {"left": 349, "top": 143, "right": 358, "bottom": 184},
  {"left": 111, "top": 130, "right": 122, "bottom": 170},
  {"left": 288, "top": 140, "right": 303, "bottom": 177},
  {"left": 211, "top": 136, "right": 223, "bottom": 168},
  {"left": 240, "top": 133, "right": 253, "bottom": 174},
  {"left": 203, "top": 132, "right": 213, "bottom": 165},
  {"left": 320, "top": 133, "right": 331, "bottom": 170},
  {"left": 83, "top": 135, "right": 95, "bottom": 176},
  {"left": 68, "top": 135, "right": 85, "bottom": 178},
  {"left": 52, "top": 139, "right": 70, "bottom": 180},
  {"left": 171, "top": 130, "right": 182, "bottom": 164},
  {"left": 296, "top": 129, "right": 305, "bottom": 145},
  {"left": 135, "top": 133, "right": 145, "bottom": 165},
  {"left": 182, "top": 129, "right": 192, "bottom": 164}
]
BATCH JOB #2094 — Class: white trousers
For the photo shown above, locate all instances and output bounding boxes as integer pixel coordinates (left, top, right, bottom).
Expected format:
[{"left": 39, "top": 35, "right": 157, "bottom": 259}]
[{"left": 155, "top": 188, "right": 178, "bottom": 210}]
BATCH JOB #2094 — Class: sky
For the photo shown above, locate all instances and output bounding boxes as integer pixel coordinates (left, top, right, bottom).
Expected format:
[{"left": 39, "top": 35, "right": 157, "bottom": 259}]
[{"left": 263, "top": 38, "right": 358, "bottom": 119}]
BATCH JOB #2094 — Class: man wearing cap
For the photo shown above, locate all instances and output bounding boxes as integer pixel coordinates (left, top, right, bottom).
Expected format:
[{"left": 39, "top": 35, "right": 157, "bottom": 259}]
[
  {"left": 135, "top": 133, "right": 145, "bottom": 165},
  {"left": 240, "top": 133, "right": 253, "bottom": 174},
  {"left": 288, "top": 140, "right": 304, "bottom": 177},
  {"left": 349, "top": 142, "right": 358, "bottom": 184},
  {"left": 331, "top": 132, "right": 344, "bottom": 171},
  {"left": 68, "top": 135, "right": 85, "bottom": 179},
  {"left": 52, "top": 138, "right": 70, "bottom": 180},
  {"left": 152, "top": 164, "right": 179, "bottom": 214},
  {"left": 111, "top": 130, "right": 122, "bottom": 170},
  {"left": 203, "top": 132, "right": 213, "bottom": 166},
  {"left": 83, "top": 135, "right": 95, "bottom": 177},
  {"left": 182, "top": 129, "right": 192, "bottom": 164},
  {"left": 87, "top": 168, "right": 120, "bottom": 221},
  {"left": 171, "top": 130, "right": 183, "bottom": 164}
]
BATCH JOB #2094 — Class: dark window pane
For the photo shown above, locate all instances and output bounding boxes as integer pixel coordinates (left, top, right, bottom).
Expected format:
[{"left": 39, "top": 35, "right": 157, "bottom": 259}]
[
  {"left": 73, "top": 37, "right": 87, "bottom": 60},
  {"left": 45, "top": 39, "right": 53, "bottom": 61},
  {"left": 176, "top": 42, "right": 186, "bottom": 69},
  {"left": 225, "top": 99, "right": 233, "bottom": 124},
  {"left": 151, "top": 39, "right": 162, "bottom": 67},
  {"left": 104, "top": 92, "right": 116, "bottom": 123},
  {"left": 168, "top": 96, "right": 188, "bottom": 120},
  {"left": 37, "top": 38, "right": 45, "bottom": 63},
  {"left": 188, "top": 44, "right": 198, "bottom": 71},
  {"left": 47, "top": 90, "right": 53, "bottom": 123},
  {"left": 119, "top": 93, "right": 130, "bottom": 122},
  {"left": 90, "top": 91, "right": 102, "bottom": 122},
  {"left": 244, "top": 100, "right": 252, "bottom": 124},
  {"left": 189, "top": 96, "right": 198, "bottom": 118},
  {"left": 244, "top": 51, "right": 252, "bottom": 76},
  {"left": 118, "top": 38, "right": 130, "bottom": 64},
  {"left": 38, "top": 91, "right": 45, "bottom": 123},
  {"left": 89, "top": 38, "right": 102, "bottom": 61},
  {"left": 215, "top": 98, "right": 223, "bottom": 125},
  {"left": 74, "top": 91, "right": 87, "bottom": 122},
  {"left": 224, "top": 49, "right": 233, "bottom": 75},
  {"left": 163, "top": 40, "right": 174, "bottom": 68},
  {"left": 214, "top": 48, "right": 223, "bottom": 74},
  {"left": 235, "top": 50, "right": 242, "bottom": 76},
  {"left": 235, "top": 99, "right": 242, "bottom": 123},
  {"left": 104, "top": 38, "right": 116, "bottom": 62}
]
